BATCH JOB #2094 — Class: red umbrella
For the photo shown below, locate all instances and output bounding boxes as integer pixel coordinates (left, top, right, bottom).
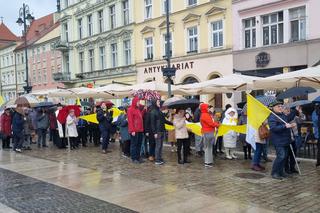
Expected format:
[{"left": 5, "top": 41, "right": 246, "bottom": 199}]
[
  {"left": 96, "top": 100, "right": 114, "bottom": 108},
  {"left": 57, "top": 105, "right": 81, "bottom": 124}
]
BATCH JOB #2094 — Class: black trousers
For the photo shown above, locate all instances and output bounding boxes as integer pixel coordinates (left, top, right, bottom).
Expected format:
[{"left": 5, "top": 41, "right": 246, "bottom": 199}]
[
  {"left": 122, "top": 140, "right": 131, "bottom": 156},
  {"left": 93, "top": 127, "right": 100, "bottom": 146},
  {"left": 2, "top": 136, "right": 11, "bottom": 148},
  {"left": 317, "top": 137, "right": 320, "bottom": 165},
  {"left": 215, "top": 136, "right": 223, "bottom": 152},
  {"left": 177, "top": 138, "right": 189, "bottom": 162},
  {"left": 78, "top": 127, "right": 87, "bottom": 146},
  {"left": 69, "top": 137, "right": 78, "bottom": 149}
]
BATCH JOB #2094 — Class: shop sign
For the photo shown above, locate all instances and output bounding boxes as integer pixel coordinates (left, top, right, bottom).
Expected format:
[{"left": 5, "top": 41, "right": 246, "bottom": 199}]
[
  {"left": 256, "top": 52, "right": 270, "bottom": 68},
  {"left": 144, "top": 61, "right": 194, "bottom": 74}
]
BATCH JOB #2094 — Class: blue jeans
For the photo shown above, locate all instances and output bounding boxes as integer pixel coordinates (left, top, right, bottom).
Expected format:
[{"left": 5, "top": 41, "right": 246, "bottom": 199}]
[
  {"left": 155, "top": 132, "right": 164, "bottom": 162},
  {"left": 101, "top": 131, "right": 110, "bottom": 150},
  {"left": 13, "top": 133, "right": 23, "bottom": 150},
  {"left": 262, "top": 139, "right": 269, "bottom": 159},
  {"left": 252, "top": 143, "right": 263, "bottom": 165},
  {"left": 271, "top": 146, "right": 289, "bottom": 176},
  {"left": 37, "top": 129, "right": 47, "bottom": 147},
  {"left": 294, "top": 135, "right": 302, "bottom": 150},
  {"left": 130, "top": 132, "right": 143, "bottom": 161}
]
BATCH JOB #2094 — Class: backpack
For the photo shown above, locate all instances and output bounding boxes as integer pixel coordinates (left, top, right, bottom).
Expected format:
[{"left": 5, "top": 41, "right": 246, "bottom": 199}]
[{"left": 258, "top": 123, "right": 270, "bottom": 139}]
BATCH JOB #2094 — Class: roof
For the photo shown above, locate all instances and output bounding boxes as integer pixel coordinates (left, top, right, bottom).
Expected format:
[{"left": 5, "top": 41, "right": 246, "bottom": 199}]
[
  {"left": 15, "top": 13, "right": 56, "bottom": 51},
  {"left": 0, "top": 22, "right": 19, "bottom": 42}
]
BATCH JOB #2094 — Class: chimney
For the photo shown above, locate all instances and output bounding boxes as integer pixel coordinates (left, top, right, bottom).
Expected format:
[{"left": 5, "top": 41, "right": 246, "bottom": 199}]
[{"left": 57, "top": 0, "right": 61, "bottom": 12}]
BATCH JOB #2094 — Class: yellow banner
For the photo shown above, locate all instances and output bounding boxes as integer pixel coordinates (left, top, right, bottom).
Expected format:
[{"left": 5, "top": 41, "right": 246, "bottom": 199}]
[
  {"left": 79, "top": 107, "right": 124, "bottom": 124},
  {"left": 216, "top": 124, "right": 247, "bottom": 137}
]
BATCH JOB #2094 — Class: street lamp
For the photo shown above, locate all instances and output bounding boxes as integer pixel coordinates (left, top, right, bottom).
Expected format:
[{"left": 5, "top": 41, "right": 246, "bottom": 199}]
[
  {"left": 16, "top": 3, "right": 34, "bottom": 94},
  {"left": 162, "top": 0, "right": 175, "bottom": 98}
]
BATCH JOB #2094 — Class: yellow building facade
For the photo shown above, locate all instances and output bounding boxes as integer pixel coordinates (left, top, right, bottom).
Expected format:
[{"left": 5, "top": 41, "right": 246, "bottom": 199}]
[{"left": 133, "top": 0, "right": 235, "bottom": 108}]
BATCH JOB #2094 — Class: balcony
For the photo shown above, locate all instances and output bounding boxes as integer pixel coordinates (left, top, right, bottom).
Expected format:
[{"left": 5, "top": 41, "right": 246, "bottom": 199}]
[
  {"left": 79, "top": 65, "right": 136, "bottom": 80},
  {"left": 52, "top": 72, "right": 71, "bottom": 82},
  {"left": 55, "top": 41, "right": 71, "bottom": 52}
]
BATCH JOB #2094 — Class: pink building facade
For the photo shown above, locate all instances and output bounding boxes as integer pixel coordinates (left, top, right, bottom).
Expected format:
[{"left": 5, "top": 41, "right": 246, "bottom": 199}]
[{"left": 232, "top": 0, "right": 320, "bottom": 77}]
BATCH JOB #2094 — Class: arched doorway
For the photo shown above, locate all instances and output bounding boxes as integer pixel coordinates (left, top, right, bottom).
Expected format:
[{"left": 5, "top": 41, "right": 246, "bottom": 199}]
[
  {"left": 182, "top": 76, "right": 199, "bottom": 100},
  {"left": 208, "top": 74, "right": 223, "bottom": 110}
]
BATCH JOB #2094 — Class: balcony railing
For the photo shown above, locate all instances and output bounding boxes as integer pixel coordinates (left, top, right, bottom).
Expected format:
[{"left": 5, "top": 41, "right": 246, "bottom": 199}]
[
  {"left": 52, "top": 72, "right": 71, "bottom": 82},
  {"left": 55, "top": 41, "right": 70, "bottom": 51},
  {"left": 79, "top": 65, "right": 136, "bottom": 80}
]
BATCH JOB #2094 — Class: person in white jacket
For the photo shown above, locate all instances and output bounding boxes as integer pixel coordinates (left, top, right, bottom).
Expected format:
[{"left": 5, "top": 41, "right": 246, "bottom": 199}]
[
  {"left": 66, "top": 109, "right": 78, "bottom": 150},
  {"left": 173, "top": 109, "right": 191, "bottom": 164},
  {"left": 222, "top": 108, "right": 238, "bottom": 160}
]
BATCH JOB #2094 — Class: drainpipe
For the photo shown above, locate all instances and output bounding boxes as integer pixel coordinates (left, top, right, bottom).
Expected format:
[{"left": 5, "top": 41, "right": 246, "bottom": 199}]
[{"left": 14, "top": 52, "right": 18, "bottom": 97}]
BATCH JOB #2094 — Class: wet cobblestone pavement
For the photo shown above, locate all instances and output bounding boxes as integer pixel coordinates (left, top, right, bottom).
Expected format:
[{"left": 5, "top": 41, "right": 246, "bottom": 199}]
[{"left": 1, "top": 142, "right": 320, "bottom": 213}]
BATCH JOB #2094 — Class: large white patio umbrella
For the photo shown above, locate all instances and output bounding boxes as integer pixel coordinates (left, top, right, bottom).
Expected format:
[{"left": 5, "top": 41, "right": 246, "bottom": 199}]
[
  {"left": 177, "top": 74, "right": 262, "bottom": 94},
  {"left": 47, "top": 87, "right": 95, "bottom": 98},
  {"left": 253, "top": 66, "right": 320, "bottom": 90},
  {"left": 91, "top": 83, "right": 125, "bottom": 98}
]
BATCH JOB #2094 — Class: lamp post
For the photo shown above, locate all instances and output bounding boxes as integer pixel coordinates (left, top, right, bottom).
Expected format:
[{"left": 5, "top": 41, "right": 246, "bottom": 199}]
[
  {"left": 16, "top": 3, "right": 34, "bottom": 94},
  {"left": 162, "top": 0, "right": 175, "bottom": 98}
]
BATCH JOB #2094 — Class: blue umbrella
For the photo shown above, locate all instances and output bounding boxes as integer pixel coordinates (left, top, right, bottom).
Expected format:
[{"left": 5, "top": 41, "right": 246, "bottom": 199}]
[
  {"left": 242, "top": 96, "right": 276, "bottom": 112},
  {"left": 35, "top": 102, "right": 56, "bottom": 108},
  {"left": 313, "top": 96, "right": 320, "bottom": 103},
  {"left": 288, "top": 100, "right": 312, "bottom": 108},
  {"left": 277, "top": 87, "right": 316, "bottom": 100}
]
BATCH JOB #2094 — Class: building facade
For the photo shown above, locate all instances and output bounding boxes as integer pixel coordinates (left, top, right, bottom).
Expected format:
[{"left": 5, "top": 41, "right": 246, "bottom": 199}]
[
  {"left": 56, "top": 0, "right": 136, "bottom": 88},
  {"left": 29, "top": 23, "right": 63, "bottom": 92},
  {"left": 232, "top": 0, "right": 320, "bottom": 77},
  {"left": 134, "top": 0, "right": 235, "bottom": 108},
  {"left": 0, "top": 22, "right": 21, "bottom": 100}
]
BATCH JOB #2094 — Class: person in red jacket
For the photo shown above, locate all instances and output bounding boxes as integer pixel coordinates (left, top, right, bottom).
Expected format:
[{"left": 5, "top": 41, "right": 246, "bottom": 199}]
[
  {"left": 128, "top": 97, "right": 144, "bottom": 163},
  {"left": 200, "top": 103, "right": 220, "bottom": 167},
  {"left": 1, "top": 109, "right": 12, "bottom": 149}
]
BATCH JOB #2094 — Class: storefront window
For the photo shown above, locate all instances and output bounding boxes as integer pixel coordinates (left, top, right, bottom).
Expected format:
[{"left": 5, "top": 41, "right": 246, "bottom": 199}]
[{"left": 262, "top": 11, "right": 283, "bottom": 46}]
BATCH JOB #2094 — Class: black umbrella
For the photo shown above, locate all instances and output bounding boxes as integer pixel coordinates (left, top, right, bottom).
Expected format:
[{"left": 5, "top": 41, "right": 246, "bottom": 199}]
[
  {"left": 35, "top": 102, "right": 56, "bottom": 108},
  {"left": 277, "top": 87, "right": 316, "bottom": 100},
  {"left": 167, "top": 99, "right": 200, "bottom": 110}
]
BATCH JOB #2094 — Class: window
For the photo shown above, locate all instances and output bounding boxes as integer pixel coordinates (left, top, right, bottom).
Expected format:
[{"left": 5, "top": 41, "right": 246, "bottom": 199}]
[
  {"left": 289, "top": 6, "right": 306, "bottom": 42},
  {"left": 38, "top": 70, "right": 42, "bottom": 83},
  {"left": 89, "top": 49, "right": 94, "bottom": 71},
  {"left": 262, "top": 11, "right": 283, "bottom": 46},
  {"left": 243, "top": 17, "right": 256, "bottom": 48},
  {"left": 64, "top": 0, "right": 68, "bottom": 8},
  {"left": 98, "top": 10, "right": 104, "bottom": 33},
  {"left": 33, "top": 70, "right": 36, "bottom": 83},
  {"left": 11, "top": 72, "right": 14, "bottom": 84},
  {"left": 211, "top": 20, "right": 223, "bottom": 48},
  {"left": 21, "top": 53, "right": 24, "bottom": 64},
  {"left": 17, "top": 72, "right": 21, "bottom": 83},
  {"left": 163, "top": 32, "right": 172, "bottom": 57},
  {"left": 99, "top": 46, "right": 106, "bottom": 69},
  {"left": 78, "top": 18, "right": 83, "bottom": 39},
  {"left": 87, "top": 14, "right": 93, "bottom": 36},
  {"left": 123, "top": 40, "right": 131, "bottom": 65},
  {"left": 145, "top": 0, "right": 152, "bottom": 19},
  {"left": 145, "top": 37, "right": 153, "bottom": 59},
  {"left": 42, "top": 45, "right": 46, "bottom": 52},
  {"left": 37, "top": 48, "right": 40, "bottom": 62},
  {"left": 111, "top": 43, "right": 118, "bottom": 68},
  {"left": 188, "top": 0, "right": 197, "bottom": 7},
  {"left": 65, "top": 55, "right": 70, "bottom": 73},
  {"left": 187, "top": 26, "right": 198, "bottom": 52},
  {"left": 162, "top": 0, "right": 171, "bottom": 14},
  {"left": 79, "top": 52, "right": 84, "bottom": 73},
  {"left": 123, "top": 0, "right": 129, "bottom": 25},
  {"left": 110, "top": 5, "right": 116, "bottom": 29},
  {"left": 43, "top": 68, "right": 47, "bottom": 83},
  {"left": 63, "top": 23, "right": 68, "bottom": 42},
  {"left": 22, "top": 72, "right": 25, "bottom": 83},
  {"left": 17, "top": 54, "right": 20, "bottom": 64},
  {"left": 10, "top": 55, "right": 13, "bottom": 65}
]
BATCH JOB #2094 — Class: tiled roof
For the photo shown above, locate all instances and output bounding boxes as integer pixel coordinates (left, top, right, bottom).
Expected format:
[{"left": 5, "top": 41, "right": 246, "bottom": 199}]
[{"left": 0, "top": 22, "right": 19, "bottom": 41}]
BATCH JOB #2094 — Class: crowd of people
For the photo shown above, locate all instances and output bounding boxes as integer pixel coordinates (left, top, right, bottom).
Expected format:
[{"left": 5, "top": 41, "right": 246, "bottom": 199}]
[{"left": 1, "top": 96, "right": 320, "bottom": 180}]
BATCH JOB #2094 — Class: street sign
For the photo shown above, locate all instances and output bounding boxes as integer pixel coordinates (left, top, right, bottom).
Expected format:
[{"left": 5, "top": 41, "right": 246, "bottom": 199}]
[{"left": 162, "top": 67, "right": 176, "bottom": 77}]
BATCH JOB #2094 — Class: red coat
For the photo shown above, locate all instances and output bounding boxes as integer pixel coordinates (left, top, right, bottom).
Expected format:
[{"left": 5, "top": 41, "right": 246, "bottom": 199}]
[
  {"left": 1, "top": 113, "right": 12, "bottom": 136},
  {"left": 128, "top": 97, "right": 144, "bottom": 133},
  {"left": 200, "top": 104, "right": 219, "bottom": 134}
]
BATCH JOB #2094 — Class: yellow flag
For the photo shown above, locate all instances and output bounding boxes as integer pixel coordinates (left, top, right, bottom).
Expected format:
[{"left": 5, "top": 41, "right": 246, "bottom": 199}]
[
  {"left": 0, "top": 96, "right": 4, "bottom": 106},
  {"left": 165, "top": 124, "right": 175, "bottom": 131},
  {"left": 216, "top": 124, "right": 247, "bottom": 137},
  {"left": 79, "top": 107, "right": 124, "bottom": 124},
  {"left": 186, "top": 122, "right": 202, "bottom": 136},
  {"left": 76, "top": 97, "right": 81, "bottom": 106},
  {"left": 246, "top": 93, "right": 272, "bottom": 150}
]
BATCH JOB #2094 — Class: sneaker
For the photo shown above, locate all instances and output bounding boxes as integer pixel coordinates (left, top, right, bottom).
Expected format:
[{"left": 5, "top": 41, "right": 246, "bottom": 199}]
[
  {"left": 251, "top": 165, "right": 263, "bottom": 171},
  {"left": 272, "top": 175, "right": 283, "bottom": 180},
  {"left": 178, "top": 160, "right": 184, "bottom": 164},
  {"left": 232, "top": 155, "right": 238, "bottom": 159},
  {"left": 26, "top": 147, "right": 32, "bottom": 150},
  {"left": 204, "top": 163, "right": 213, "bottom": 167},
  {"left": 15, "top": 149, "right": 22, "bottom": 153},
  {"left": 138, "top": 159, "right": 145, "bottom": 164},
  {"left": 184, "top": 160, "right": 191, "bottom": 164},
  {"left": 226, "top": 156, "right": 233, "bottom": 160},
  {"left": 258, "top": 164, "right": 266, "bottom": 170},
  {"left": 155, "top": 161, "right": 164, "bottom": 165}
]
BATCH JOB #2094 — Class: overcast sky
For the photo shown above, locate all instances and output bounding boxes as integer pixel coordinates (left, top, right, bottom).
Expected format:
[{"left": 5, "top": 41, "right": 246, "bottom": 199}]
[{"left": 0, "top": 0, "right": 57, "bottom": 36}]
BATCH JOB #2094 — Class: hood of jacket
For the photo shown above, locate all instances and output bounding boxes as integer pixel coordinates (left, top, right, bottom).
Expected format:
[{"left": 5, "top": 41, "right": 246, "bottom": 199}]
[
  {"left": 224, "top": 107, "right": 238, "bottom": 120},
  {"left": 131, "top": 97, "right": 140, "bottom": 109},
  {"left": 200, "top": 103, "right": 209, "bottom": 113}
]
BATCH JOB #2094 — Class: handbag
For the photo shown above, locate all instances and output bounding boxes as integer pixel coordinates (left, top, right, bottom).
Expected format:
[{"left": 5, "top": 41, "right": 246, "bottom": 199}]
[{"left": 258, "top": 123, "right": 270, "bottom": 139}]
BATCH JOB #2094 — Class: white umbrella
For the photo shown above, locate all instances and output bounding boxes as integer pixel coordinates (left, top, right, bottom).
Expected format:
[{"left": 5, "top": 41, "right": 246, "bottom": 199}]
[
  {"left": 178, "top": 74, "right": 261, "bottom": 94},
  {"left": 31, "top": 89, "right": 61, "bottom": 96},
  {"left": 48, "top": 87, "right": 94, "bottom": 98},
  {"left": 253, "top": 66, "right": 320, "bottom": 90},
  {"left": 91, "top": 84, "right": 125, "bottom": 98}
]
